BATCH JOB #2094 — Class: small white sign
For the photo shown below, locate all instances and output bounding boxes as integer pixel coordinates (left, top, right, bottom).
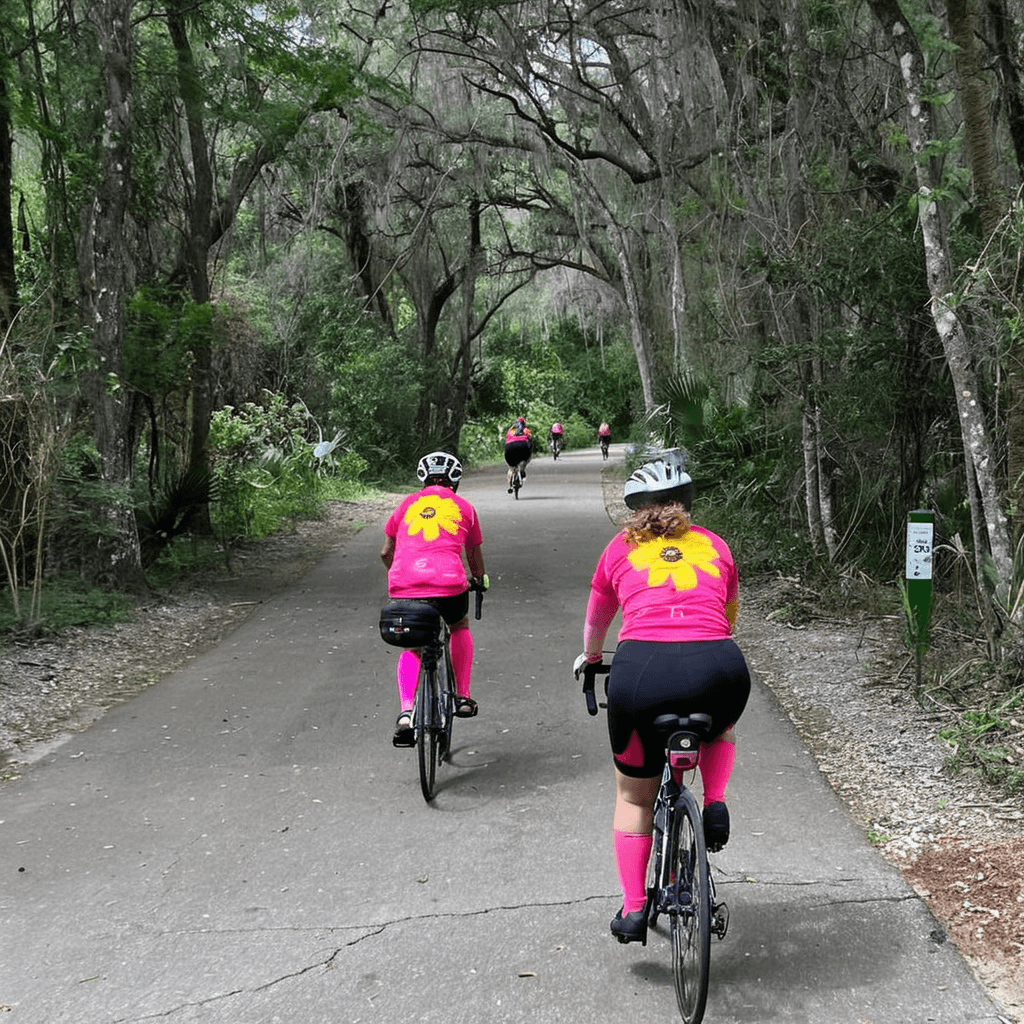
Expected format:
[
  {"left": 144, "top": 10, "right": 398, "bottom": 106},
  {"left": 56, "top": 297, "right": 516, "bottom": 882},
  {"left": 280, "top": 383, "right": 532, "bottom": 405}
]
[{"left": 906, "top": 521, "right": 933, "bottom": 579}]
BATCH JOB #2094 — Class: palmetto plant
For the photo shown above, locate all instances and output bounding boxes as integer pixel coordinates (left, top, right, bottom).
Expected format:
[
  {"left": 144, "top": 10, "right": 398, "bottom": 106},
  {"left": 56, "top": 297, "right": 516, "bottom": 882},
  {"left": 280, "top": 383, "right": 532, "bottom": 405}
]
[{"left": 642, "top": 372, "right": 715, "bottom": 452}]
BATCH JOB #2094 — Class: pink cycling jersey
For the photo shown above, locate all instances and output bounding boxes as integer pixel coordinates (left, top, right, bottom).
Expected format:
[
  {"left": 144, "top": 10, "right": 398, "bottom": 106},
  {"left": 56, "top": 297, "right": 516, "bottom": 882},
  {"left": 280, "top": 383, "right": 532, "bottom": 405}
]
[
  {"left": 585, "top": 525, "right": 738, "bottom": 648},
  {"left": 384, "top": 485, "right": 483, "bottom": 598}
]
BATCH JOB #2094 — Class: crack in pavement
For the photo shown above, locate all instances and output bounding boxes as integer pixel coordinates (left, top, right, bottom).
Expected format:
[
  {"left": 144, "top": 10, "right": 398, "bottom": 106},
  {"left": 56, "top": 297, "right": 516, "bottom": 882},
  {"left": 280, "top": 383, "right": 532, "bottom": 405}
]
[{"left": 102, "top": 886, "right": 927, "bottom": 1019}]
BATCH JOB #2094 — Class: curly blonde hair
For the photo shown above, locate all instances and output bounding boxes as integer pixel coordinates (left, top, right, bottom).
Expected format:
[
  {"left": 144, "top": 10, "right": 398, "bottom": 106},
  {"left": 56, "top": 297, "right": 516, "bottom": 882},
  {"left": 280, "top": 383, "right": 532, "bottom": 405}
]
[{"left": 622, "top": 503, "right": 692, "bottom": 546}]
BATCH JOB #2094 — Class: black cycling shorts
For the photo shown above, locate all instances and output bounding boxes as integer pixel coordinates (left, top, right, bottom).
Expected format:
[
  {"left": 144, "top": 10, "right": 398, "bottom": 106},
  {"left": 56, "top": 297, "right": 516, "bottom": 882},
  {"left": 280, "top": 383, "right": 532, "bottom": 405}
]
[
  {"left": 413, "top": 590, "right": 470, "bottom": 627},
  {"left": 504, "top": 440, "right": 532, "bottom": 467},
  {"left": 606, "top": 638, "right": 751, "bottom": 778}
]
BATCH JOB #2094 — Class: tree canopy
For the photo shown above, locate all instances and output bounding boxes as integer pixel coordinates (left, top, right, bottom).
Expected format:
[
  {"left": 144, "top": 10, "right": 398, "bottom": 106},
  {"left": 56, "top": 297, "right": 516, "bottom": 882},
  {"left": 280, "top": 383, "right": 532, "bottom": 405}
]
[{"left": 4, "top": 0, "right": 1024, "bottom": 675}]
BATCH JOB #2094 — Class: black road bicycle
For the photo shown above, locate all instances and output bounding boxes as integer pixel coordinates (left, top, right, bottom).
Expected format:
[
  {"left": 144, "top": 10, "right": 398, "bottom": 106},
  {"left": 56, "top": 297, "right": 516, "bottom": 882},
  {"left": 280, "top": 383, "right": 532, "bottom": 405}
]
[
  {"left": 510, "top": 462, "right": 524, "bottom": 499},
  {"left": 600, "top": 436, "right": 610, "bottom": 459},
  {"left": 550, "top": 435, "right": 562, "bottom": 460},
  {"left": 580, "top": 661, "right": 728, "bottom": 1024},
  {"left": 380, "top": 581, "right": 485, "bottom": 802}
]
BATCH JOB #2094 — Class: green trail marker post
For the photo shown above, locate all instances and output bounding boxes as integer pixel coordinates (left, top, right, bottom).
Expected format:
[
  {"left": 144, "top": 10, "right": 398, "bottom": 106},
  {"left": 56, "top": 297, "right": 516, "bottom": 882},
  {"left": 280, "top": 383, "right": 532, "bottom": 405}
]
[{"left": 905, "top": 510, "right": 934, "bottom": 693}]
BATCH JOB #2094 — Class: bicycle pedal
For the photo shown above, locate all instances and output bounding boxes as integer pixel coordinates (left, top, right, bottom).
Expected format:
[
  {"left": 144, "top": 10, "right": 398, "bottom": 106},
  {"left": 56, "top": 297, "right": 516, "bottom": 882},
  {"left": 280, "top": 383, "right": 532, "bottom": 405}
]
[{"left": 712, "top": 901, "right": 730, "bottom": 940}]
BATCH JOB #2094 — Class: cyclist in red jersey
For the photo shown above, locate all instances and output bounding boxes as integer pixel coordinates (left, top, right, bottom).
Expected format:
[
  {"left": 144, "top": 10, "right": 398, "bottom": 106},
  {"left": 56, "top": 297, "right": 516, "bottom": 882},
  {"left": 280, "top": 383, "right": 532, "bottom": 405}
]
[
  {"left": 576, "top": 452, "right": 750, "bottom": 944},
  {"left": 381, "top": 451, "right": 487, "bottom": 746}
]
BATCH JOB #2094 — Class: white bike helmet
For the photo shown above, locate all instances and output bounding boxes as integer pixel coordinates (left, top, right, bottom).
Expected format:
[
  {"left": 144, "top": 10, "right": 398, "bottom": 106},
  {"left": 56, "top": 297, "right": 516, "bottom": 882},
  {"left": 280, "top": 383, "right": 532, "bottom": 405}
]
[
  {"left": 623, "top": 450, "right": 692, "bottom": 510},
  {"left": 417, "top": 450, "right": 463, "bottom": 490}
]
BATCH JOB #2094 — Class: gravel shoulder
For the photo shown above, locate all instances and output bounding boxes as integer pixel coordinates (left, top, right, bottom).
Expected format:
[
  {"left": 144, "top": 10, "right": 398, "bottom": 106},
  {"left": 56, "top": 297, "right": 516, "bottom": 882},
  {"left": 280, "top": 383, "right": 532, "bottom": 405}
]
[{"left": 1, "top": 494, "right": 1021, "bottom": 1020}]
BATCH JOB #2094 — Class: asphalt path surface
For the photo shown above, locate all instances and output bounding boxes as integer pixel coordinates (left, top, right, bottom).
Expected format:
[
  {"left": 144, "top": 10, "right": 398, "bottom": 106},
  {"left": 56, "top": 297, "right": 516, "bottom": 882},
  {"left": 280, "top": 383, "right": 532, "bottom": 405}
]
[{"left": 1, "top": 445, "right": 1007, "bottom": 1023}]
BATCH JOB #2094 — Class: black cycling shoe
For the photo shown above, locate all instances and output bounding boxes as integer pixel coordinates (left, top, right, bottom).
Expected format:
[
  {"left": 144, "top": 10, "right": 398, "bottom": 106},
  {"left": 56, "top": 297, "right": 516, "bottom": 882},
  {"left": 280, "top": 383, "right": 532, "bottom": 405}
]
[
  {"left": 610, "top": 908, "right": 648, "bottom": 945},
  {"left": 703, "top": 801, "right": 730, "bottom": 852},
  {"left": 392, "top": 712, "right": 414, "bottom": 748}
]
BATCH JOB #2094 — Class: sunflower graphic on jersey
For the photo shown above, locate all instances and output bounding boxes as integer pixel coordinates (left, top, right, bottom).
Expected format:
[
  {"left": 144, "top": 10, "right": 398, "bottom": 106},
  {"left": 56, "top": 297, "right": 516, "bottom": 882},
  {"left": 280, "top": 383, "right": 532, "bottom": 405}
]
[
  {"left": 627, "top": 530, "right": 721, "bottom": 590},
  {"left": 403, "top": 494, "right": 462, "bottom": 543}
]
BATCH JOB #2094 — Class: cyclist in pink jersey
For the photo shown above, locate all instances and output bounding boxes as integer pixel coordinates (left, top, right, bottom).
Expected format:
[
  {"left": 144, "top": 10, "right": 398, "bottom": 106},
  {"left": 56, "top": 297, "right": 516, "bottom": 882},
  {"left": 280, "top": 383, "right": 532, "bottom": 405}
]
[
  {"left": 549, "top": 422, "right": 564, "bottom": 457},
  {"left": 381, "top": 451, "right": 487, "bottom": 747},
  {"left": 575, "top": 451, "right": 750, "bottom": 944},
  {"left": 503, "top": 416, "right": 533, "bottom": 491}
]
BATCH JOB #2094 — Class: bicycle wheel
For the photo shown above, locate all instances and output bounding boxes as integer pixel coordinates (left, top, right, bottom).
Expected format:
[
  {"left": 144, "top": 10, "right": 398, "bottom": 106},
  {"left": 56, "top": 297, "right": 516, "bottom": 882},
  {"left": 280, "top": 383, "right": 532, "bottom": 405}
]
[
  {"left": 512, "top": 468, "right": 521, "bottom": 498},
  {"left": 669, "top": 790, "right": 711, "bottom": 1024},
  {"left": 437, "top": 646, "right": 455, "bottom": 761},
  {"left": 415, "top": 665, "right": 438, "bottom": 802}
]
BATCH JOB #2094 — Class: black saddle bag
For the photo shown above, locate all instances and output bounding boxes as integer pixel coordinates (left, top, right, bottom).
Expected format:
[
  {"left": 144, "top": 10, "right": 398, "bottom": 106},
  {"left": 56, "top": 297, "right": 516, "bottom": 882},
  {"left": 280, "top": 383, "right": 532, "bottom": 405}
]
[{"left": 379, "top": 600, "right": 441, "bottom": 648}]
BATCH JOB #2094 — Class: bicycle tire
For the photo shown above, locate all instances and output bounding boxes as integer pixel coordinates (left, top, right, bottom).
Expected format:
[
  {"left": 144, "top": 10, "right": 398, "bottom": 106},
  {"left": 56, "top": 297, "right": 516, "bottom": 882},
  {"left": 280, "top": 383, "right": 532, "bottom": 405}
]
[
  {"left": 415, "top": 665, "right": 438, "bottom": 801},
  {"left": 513, "top": 468, "right": 521, "bottom": 498},
  {"left": 670, "top": 789, "right": 711, "bottom": 1024},
  {"left": 437, "top": 646, "right": 455, "bottom": 762}
]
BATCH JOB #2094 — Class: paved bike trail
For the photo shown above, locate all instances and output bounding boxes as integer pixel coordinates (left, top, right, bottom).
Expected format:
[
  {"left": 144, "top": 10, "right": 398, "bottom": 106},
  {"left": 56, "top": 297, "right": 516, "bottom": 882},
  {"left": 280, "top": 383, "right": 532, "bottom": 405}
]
[{"left": 0, "top": 446, "right": 1008, "bottom": 1023}]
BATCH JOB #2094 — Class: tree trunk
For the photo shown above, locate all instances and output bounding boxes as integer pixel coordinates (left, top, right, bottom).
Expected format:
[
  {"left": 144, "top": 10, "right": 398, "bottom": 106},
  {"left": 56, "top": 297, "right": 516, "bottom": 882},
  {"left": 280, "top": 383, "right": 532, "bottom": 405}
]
[
  {"left": 0, "top": 74, "right": 17, "bottom": 329},
  {"left": 870, "top": 0, "right": 1012, "bottom": 617},
  {"left": 168, "top": 0, "right": 214, "bottom": 531},
  {"left": 986, "top": 0, "right": 1024, "bottom": 176},
  {"left": 783, "top": 0, "right": 836, "bottom": 560},
  {"left": 948, "top": 0, "right": 1024, "bottom": 549},
  {"left": 605, "top": 219, "right": 656, "bottom": 412},
  {"left": 78, "top": 0, "right": 146, "bottom": 591},
  {"left": 949, "top": 0, "right": 1004, "bottom": 238}
]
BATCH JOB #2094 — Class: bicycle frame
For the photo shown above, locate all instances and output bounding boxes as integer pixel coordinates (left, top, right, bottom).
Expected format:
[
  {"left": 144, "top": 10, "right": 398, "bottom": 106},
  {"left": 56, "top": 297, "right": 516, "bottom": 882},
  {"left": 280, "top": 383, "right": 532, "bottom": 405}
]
[
  {"left": 580, "top": 662, "right": 727, "bottom": 1024},
  {"left": 411, "top": 583, "right": 485, "bottom": 802}
]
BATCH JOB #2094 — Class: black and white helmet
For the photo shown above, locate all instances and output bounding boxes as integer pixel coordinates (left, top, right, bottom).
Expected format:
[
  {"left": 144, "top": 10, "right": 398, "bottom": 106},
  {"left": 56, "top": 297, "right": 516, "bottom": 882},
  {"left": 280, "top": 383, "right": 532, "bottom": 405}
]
[
  {"left": 623, "top": 449, "right": 692, "bottom": 510},
  {"left": 417, "top": 451, "right": 463, "bottom": 490}
]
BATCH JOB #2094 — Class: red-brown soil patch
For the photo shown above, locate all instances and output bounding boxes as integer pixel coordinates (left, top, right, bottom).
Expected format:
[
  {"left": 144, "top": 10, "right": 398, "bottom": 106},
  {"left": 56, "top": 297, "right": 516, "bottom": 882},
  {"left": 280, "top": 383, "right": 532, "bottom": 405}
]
[{"left": 905, "top": 838, "right": 1024, "bottom": 1013}]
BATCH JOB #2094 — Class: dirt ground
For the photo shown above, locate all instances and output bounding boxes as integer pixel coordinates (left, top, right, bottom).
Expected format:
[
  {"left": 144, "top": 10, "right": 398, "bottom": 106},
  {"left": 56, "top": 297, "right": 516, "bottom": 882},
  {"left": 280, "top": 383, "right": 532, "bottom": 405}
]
[
  {"left": 733, "top": 578, "right": 1024, "bottom": 1023},
  {"left": 1, "top": 494, "right": 1022, "bottom": 1020},
  {"left": 904, "top": 839, "right": 1024, "bottom": 1002}
]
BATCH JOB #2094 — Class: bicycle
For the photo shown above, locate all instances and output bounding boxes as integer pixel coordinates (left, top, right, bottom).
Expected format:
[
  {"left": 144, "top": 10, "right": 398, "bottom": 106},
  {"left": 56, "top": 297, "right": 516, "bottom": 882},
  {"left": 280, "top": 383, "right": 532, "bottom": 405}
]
[
  {"left": 510, "top": 462, "right": 524, "bottom": 499},
  {"left": 600, "top": 436, "right": 610, "bottom": 460},
  {"left": 579, "top": 661, "right": 728, "bottom": 1024},
  {"left": 550, "top": 435, "right": 562, "bottom": 460},
  {"left": 379, "top": 580, "right": 485, "bottom": 802}
]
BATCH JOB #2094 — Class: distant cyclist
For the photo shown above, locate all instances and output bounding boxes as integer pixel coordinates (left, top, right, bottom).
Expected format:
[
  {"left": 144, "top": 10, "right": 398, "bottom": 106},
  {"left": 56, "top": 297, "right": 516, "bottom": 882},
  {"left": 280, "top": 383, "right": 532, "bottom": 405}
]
[
  {"left": 549, "top": 421, "right": 564, "bottom": 457},
  {"left": 598, "top": 421, "right": 611, "bottom": 458},
  {"left": 504, "top": 416, "right": 533, "bottom": 492},
  {"left": 575, "top": 452, "right": 750, "bottom": 944},
  {"left": 381, "top": 451, "right": 487, "bottom": 746}
]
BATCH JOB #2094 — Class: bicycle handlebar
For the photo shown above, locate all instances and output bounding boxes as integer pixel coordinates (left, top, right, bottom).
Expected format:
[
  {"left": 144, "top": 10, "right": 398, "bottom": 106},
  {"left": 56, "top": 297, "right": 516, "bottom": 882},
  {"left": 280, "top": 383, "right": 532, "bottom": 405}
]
[
  {"left": 580, "top": 661, "right": 610, "bottom": 716},
  {"left": 469, "top": 576, "right": 487, "bottom": 620}
]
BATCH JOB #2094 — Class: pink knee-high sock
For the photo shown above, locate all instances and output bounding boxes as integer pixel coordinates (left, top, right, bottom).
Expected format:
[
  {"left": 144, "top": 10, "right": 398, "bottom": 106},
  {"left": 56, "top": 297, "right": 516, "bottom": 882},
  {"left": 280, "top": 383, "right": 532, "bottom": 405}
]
[
  {"left": 397, "top": 650, "right": 420, "bottom": 711},
  {"left": 613, "top": 829, "right": 653, "bottom": 914},
  {"left": 698, "top": 737, "right": 736, "bottom": 806},
  {"left": 449, "top": 627, "right": 474, "bottom": 698}
]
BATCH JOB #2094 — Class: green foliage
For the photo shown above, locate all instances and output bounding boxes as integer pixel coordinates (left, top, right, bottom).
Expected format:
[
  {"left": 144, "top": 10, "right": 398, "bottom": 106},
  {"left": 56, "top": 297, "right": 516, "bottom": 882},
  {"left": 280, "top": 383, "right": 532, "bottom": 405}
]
[
  {"left": 136, "top": 463, "right": 216, "bottom": 568},
  {"left": 246, "top": 256, "right": 425, "bottom": 480},
  {"left": 124, "top": 290, "right": 203, "bottom": 400},
  {"left": 0, "top": 576, "right": 132, "bottom": 636},
  {"left": 938, "top": 695, "right": 1024, "bottom": 795},
  {"left": 208, "top": 393, "right": 338, "bottom": 541},
  {"left": 45, "top": 434, "right": 134, "bottom": 579},
  {"left": 144, "top": 536, "right": 226, "bottom": 589},
  {"left": 317, "top": 339, "right": 422, "bottom": 477},
  {"left": 633, "top": 374, "right": 813, "bottom": 576},
  {"left": 468, "top": 316, "right": 641, "bottom": 454}
]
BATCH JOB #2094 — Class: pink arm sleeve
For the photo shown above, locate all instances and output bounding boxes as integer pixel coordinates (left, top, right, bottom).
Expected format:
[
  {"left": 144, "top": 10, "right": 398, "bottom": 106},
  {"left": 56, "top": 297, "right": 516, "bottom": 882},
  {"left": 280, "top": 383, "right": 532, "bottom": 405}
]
[{"left": 583, "top": 587, "right": 619, "bottom": 660}]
